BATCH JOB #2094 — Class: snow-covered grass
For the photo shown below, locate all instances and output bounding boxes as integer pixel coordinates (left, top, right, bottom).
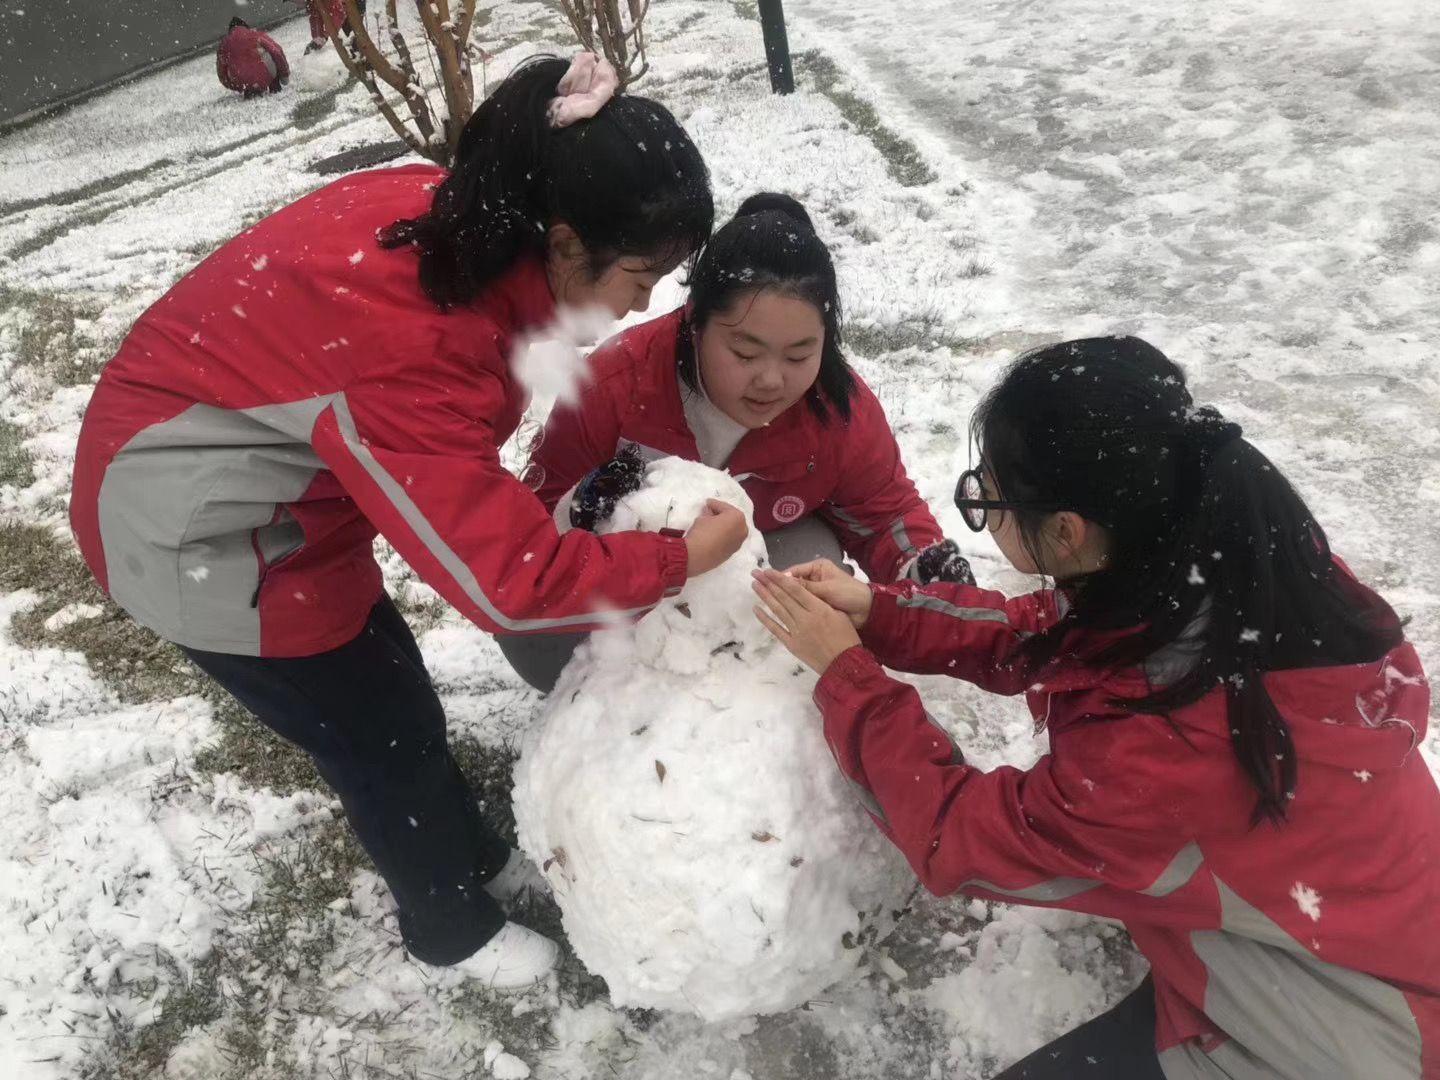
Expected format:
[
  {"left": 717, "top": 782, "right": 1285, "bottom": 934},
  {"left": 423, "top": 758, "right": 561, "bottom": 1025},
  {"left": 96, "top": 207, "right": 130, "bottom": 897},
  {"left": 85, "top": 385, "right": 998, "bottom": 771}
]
[{"left": 0, "top": 0, "right": 1435, "bottom": 1077}]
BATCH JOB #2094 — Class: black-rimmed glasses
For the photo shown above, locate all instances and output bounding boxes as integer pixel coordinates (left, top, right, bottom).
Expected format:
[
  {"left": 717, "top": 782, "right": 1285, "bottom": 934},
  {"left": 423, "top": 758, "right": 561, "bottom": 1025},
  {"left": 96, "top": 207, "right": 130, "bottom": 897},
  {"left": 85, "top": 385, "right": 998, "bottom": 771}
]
[{"left": 953, "top": 466, "right": 1071, "bottom": 533}]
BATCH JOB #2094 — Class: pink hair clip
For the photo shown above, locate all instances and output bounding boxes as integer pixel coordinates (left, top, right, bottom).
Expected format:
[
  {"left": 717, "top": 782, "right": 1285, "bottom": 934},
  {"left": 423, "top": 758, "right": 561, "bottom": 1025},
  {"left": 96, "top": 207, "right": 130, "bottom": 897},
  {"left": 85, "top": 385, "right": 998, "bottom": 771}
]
[{"left": 547, "top": 52, "right": 621, "bottom": 129}]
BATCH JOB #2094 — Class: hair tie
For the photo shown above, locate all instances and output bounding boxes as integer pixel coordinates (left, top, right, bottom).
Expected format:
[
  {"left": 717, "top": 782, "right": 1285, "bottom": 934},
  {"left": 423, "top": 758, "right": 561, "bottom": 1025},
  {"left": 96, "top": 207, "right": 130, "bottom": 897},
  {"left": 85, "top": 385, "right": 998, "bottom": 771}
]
[
  {"left": 547, "top": 53, "right": 620, "bottom": 129},
  {"left": 1186, "top": 404, "right": 1243, "bottom": 453}
]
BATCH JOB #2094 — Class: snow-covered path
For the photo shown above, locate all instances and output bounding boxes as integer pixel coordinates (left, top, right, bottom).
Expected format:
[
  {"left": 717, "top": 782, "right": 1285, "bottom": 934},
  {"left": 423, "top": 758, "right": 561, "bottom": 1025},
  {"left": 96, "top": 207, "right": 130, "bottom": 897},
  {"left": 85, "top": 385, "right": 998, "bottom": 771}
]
[{"left": 786, "top": 0, "right": 1440, "bottom": 702}]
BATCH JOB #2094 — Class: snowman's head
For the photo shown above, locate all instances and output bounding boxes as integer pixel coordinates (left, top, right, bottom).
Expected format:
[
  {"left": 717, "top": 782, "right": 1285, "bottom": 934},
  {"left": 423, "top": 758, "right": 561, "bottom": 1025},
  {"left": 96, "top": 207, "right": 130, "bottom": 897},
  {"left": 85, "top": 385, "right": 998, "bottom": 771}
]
[
  {"left": 591, "top": 456, "right": 777, "bottom": 665},
  {"left": 599, "top": 457, "right": 754, "bottom": 539}
]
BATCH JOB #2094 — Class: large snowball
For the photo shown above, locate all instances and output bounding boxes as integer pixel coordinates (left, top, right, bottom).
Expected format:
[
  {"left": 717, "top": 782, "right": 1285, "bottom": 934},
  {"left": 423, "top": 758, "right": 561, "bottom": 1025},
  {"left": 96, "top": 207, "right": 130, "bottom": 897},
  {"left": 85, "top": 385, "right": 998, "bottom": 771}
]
[{"left": 513, "top": 458, "right": 912, "bottom": 1021}]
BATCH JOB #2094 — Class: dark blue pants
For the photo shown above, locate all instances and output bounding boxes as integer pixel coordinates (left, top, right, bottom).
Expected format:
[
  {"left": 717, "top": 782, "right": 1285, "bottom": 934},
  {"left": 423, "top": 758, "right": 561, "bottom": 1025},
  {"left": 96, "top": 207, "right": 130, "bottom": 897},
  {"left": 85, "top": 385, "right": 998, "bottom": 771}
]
[
  {"left": 183, "top": 596, "right": 508, "bottom": 965},
  {"left": 995, "top": 976, "right": 1165, "bottom": 1079}
]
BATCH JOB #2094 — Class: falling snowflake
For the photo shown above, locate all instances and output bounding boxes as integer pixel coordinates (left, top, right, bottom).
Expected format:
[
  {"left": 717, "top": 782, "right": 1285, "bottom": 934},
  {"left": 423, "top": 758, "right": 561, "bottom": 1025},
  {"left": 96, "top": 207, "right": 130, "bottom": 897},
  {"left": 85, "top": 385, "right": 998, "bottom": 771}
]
[
  {"left": 1354, "top": 770, "right": 1373, "bottom": 783},
  {"left": 251, "top": 254, "right": 269, "bottom": 271},
  {"left": 185, "top": 566, "right": 210, "bottom": 583},
  {"left": 349, "top": 250, "right": 365, "bottom": 265},
  {"left": 1188, "top": 564, "right": 1206, "bottom": 585},
  {"left": 1290, "top": 882, "right": 1322, "bottom": 922}
]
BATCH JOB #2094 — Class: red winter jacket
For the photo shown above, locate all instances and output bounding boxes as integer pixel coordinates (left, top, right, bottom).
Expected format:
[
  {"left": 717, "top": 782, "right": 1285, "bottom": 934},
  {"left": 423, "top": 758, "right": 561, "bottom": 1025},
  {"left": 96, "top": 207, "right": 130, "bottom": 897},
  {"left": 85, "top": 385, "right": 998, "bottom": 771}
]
[
  {"left": 816, "top": 577, "right": 1440, "bottom": 1078},
  {"left": 217, "top": 26, "right": 290, "bottom": 95},
  {"left": 70, "top": 165, "right": 687, "bottom": 658},
  {"left": 527, "top": 309, "right": 942, "bottom": 583}
]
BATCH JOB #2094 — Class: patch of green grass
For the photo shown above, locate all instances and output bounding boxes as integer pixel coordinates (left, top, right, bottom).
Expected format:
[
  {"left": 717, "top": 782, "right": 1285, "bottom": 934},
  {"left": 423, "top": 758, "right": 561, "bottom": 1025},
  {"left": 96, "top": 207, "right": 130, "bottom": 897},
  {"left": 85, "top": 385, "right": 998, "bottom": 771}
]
[
  {"left": 844, "top": 317, "right": 980, "bottom": 358},
  {"left": 799, "top": 53, "right": 938, "bottom": 188},
  {"left": 255, "top": 816, "right": 369, "bottom": 926},
  {"left": 193, "top": 689, "right": 322, "bottom": 795},
  {"left": 0, "top": 523, "right": 202, "bottom": 702},
  {"left": 961, "top": 255, "right": 994, "bottom": 278},
  {"left": 84, "top": 815, "right": 368, "bottom": 1080},
  {"left": 390, "top": 581, "right": 450, "bottom": 639},
  {"left": 166, "top": 821, "right": 364, "bottom": 1079},
  {"left": 83, "top": 955, "right": 225, "bottom": 1080},
  {"left": 670, "top": 10, "right": 707, "bottom": 36},
  {"left": 0, "top": 415, "right": 34, "bottom": 488},
  {"left": 0, "top": 286, "right": 109, "bottom": 387},
  {"left": 0, "top": 161, "right": 175, "bottom": 219},
  {"left": 451, "top": 733, "right": 521, "bottom": 847}
]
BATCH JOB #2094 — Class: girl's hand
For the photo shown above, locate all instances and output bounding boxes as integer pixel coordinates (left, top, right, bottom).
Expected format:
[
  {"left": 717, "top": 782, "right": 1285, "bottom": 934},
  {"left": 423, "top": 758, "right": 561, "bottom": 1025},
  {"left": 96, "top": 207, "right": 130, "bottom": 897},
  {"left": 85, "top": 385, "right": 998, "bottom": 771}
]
[
  {"left": 685, "top": 500, "right": 748, "bottom": 577},
  {"left": 784, "top": 559, "right": 874, "bottom": 629},
  {"left": 752, "top": 569, "right": 862, "bottom": 675}
]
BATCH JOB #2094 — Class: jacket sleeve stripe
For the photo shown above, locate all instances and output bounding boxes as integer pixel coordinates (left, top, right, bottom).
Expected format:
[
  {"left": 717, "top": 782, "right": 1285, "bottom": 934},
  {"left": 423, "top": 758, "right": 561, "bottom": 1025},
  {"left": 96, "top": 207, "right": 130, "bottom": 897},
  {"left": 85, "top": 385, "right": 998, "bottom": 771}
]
[
  {"left": 889, "top": 516, "right": 918, "bottom": 557},
  {"left": 957, "top": 876, "right": 1102, "bottom": 902},
  {"left": 828, "top": 504, "right": 875, "bottom": 537},
  {"left": 895, "top": 590, "right": 1014, "bottom": 625},
  {"left": 329, "top": 394, "right": 660, "bottom": 633}
]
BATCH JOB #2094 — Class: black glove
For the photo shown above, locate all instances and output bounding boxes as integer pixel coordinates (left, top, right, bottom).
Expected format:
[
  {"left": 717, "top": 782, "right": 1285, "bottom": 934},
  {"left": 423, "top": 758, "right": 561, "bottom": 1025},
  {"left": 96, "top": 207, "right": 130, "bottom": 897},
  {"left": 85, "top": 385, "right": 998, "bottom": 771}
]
[
  {"left": 914, "top": 539, "right": 976, "bottom": 586},
  {"left": 569, "top": 444, "right": 647, "bottom": 532}
]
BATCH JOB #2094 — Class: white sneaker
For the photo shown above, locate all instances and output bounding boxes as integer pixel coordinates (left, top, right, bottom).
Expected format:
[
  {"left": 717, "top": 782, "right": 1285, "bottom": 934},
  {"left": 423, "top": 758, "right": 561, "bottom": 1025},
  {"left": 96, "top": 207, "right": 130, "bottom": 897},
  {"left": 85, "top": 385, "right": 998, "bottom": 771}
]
[
  {"left": 455, "top": 922, "right": 558, "bottom": 990},
  {"left": 482, "top": 848, "right": 544, "bottom": 905}
]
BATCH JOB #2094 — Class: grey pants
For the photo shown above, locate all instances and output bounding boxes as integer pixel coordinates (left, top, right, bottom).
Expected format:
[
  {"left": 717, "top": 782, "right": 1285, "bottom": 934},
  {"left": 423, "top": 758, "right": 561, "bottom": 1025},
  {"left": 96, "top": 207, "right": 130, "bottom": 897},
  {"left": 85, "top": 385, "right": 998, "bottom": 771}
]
[{"left": 496, "top": 515, "right": 845, "bottom": 694}]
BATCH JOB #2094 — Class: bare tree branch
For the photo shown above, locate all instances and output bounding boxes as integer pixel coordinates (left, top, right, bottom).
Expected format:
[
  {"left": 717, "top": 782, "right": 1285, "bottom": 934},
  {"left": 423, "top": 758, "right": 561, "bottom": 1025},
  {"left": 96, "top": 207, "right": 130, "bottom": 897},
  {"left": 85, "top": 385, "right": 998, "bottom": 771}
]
[
  {"left": 559, "top": 0, "right": 651, "bottom": 87},
  {"left": 322, "top": 23, "right": 430, "bottom": 160},
  {"left": 317, "top": 0, "right": 488, "bottom": 164},
  {"left": 378, "top": 1, "right": 439, "bottom": 147},
  {"left": 415, "top": 0, "right": 473, "bottom": 160}
]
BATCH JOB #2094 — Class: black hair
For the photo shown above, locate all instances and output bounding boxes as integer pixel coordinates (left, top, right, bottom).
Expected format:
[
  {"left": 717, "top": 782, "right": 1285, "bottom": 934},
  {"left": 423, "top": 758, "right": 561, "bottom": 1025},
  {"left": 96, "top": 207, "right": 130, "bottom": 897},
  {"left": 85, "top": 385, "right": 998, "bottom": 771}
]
[
  {"left": 973, "top": 336, "right": 1404, "bottom": 824},
  {"left": 381, "top": 55, "right": 714, "bottom": 309},
  {"left": 229, "top": 16, "right": 248, "bottom": 30},
  {"left": 677, "top": 191, "right": 857, "bottom": 422}
]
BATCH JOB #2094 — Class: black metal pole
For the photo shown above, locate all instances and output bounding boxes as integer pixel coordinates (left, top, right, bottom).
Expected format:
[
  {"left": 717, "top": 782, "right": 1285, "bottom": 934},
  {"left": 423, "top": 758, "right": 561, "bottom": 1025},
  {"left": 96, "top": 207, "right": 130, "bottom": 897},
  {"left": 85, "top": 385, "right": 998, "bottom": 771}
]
[{"left": 757, "top": 0, "right": 795, "bottom": 95}]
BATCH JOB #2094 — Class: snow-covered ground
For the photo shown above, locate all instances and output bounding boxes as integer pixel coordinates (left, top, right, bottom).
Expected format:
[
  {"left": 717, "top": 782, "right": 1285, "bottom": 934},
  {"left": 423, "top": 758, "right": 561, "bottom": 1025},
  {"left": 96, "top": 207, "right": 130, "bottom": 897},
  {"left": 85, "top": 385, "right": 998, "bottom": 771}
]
[{"left": 0, "top": 1, "right": 1435, "bottom": 1077}]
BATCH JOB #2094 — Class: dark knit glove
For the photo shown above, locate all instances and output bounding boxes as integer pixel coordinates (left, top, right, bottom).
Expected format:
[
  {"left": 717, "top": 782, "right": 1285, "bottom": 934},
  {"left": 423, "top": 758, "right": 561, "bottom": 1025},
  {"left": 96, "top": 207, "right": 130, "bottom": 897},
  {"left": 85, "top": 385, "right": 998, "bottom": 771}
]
[
  {"left": 569, "top": 444, "right": 647, "bottom": 532},
  {"left": 914, "top": 539, "right": 976, "bottom": 586}
]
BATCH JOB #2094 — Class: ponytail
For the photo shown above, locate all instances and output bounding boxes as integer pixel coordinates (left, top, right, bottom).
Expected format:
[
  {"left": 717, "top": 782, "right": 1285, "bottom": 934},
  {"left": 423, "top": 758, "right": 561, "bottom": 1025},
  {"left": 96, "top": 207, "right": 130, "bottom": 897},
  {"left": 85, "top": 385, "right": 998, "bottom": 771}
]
[
  {"left": 382, "top": 55, "right": 713, "bottom": 309},
  {"left": 974, "top": 338, "right": 1404, "bottom": 824}
]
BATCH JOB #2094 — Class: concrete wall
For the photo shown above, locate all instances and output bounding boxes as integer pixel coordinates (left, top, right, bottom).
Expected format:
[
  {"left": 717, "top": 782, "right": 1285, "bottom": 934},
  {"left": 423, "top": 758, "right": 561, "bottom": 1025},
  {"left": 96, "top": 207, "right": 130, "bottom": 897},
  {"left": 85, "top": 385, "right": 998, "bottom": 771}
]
[{"left": 0, "top": 0, "right": 299, "bottom": 126}]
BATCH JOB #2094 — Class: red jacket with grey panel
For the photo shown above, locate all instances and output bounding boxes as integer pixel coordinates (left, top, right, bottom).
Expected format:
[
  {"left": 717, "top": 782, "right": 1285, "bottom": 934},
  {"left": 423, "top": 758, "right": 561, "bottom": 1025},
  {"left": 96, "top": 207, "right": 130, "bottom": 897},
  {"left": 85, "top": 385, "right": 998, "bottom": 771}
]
[
  {"left": 527, "top": 308, "right": 942, "bottom": 583},
  {"left": 70, "top": 165, "right": 687, "bottom": 658},
  {"left": 817, "top": 576, "right": 1440, "bottom": 1078}
]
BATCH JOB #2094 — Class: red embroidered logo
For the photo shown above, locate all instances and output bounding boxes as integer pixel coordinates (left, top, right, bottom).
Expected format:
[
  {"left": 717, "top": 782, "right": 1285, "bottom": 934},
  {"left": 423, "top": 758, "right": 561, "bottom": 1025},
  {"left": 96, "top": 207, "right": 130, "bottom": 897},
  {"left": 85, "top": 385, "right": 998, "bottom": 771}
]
[{"left": 772, "top": 495, "right": 806, "bottom": 524}]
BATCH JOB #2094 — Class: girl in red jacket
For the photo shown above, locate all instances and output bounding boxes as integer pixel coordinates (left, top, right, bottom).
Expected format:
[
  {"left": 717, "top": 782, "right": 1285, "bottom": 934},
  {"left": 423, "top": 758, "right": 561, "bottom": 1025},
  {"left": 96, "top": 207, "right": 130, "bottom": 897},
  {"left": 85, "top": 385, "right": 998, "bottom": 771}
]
[
  {"left": 216, "top": 17, "right": 289, "bottom": 97},
  {"left": 502, "top": 192, "right": 973, "bottom": 691},
  {"left": 70, "top": 56, "right": 748, "bottom": 989},
  {"left": 753, "top": 337, "right": 1439, "bottom": 1078}
]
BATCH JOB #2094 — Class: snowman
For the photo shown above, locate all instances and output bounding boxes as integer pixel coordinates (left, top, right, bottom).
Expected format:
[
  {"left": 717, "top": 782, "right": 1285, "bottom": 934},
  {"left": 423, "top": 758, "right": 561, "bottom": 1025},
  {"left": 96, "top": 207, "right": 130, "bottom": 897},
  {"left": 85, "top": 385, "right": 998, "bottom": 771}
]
[{"left": 511, "top": 456, "right": 912, "bottom": 1022}]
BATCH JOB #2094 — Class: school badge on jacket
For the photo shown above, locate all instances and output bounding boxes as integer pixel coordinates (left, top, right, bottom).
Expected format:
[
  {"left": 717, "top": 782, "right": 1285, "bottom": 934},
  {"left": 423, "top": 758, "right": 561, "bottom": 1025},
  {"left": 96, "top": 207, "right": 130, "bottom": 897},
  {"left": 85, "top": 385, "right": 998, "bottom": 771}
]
[{"left": 771, "top": 494, "right": 807, "bottom": 524}]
